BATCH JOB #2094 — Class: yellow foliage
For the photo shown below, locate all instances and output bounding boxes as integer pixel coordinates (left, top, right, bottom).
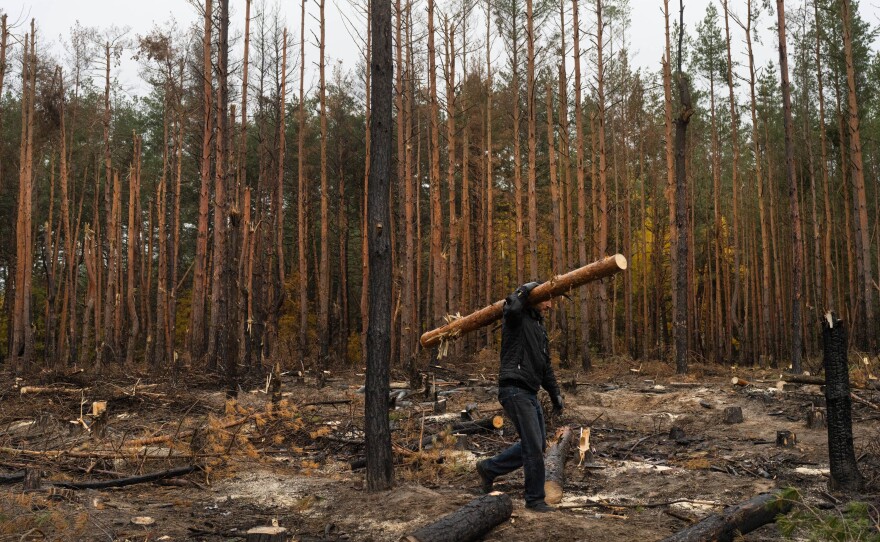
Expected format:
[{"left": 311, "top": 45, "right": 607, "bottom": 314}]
[{"left": 309, "top": 426, "right": 332, "bottom": 439}]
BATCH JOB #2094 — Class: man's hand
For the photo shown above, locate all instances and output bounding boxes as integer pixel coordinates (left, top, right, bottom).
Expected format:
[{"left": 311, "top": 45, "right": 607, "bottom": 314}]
[
  {"left": 552, "top": 394, "right": 564, "bottom": 414},
  {"left": 516, "top": 281, "right": 541, "bottom": 300}
]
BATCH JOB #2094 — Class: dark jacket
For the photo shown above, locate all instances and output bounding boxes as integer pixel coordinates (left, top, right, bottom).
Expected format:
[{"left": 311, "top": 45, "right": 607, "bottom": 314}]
[{"left": 498, "top": 283, "right": 561, "bottom": 401}]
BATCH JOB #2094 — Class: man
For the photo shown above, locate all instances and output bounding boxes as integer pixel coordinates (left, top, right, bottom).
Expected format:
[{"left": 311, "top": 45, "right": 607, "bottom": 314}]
[{"left": 476, "top": 281, "right": 564, "bottom": 512}]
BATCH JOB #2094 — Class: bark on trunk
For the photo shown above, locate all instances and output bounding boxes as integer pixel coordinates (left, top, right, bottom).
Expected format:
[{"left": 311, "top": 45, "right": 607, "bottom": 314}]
[
  {"left": 421, "top": 255, "right": 627, "bottom": 348},
  {"left": 405, "top": 492, "right": 513, "bottom": 542},
  {"left": 544, "top": 426, "right": 574, "bottom": 504},
  {"left": 659, "top": 491, "right": 793, "bottom": 542},
  {"left": 822, "top": 314, "right": 863, "bottom": 491}
]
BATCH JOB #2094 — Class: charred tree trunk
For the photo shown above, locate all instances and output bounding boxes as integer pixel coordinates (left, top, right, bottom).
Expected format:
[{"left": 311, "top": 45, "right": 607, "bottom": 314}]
[
  {"left": 365, "top": 0, "right": 394, "bottom": 492},
  {"left": 674, "top": 4, "right": 691, "bottom": 375},
  {"left": 821, "top": 314, "right": 863, "bottom": 491},
  {"left": 405, "top": 493, "right": 513, "bottom": 542},
  {"left": 660, "top": 491, "right": 794, "bottom": 542}
]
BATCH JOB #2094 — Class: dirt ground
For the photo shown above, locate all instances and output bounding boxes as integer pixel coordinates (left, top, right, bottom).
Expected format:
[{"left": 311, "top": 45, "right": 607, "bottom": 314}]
[{"left": 1, "top": 351, "right": 879, "bottom": 542}]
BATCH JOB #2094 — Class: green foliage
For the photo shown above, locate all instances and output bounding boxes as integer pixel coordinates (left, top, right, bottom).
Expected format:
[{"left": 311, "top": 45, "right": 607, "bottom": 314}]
[{"left": 778, "top": 495, "right": 880, "bottom": 542}]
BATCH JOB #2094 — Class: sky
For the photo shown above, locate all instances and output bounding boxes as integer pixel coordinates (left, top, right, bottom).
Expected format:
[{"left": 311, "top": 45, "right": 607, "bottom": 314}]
[{"left": 1, "top": 0, "right": 878, "bottom": 98}]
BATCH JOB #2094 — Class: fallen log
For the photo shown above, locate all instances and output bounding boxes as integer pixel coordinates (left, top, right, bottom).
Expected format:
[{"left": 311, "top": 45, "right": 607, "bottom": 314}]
[
  {"left": 659, "top": 490, "right": 795, "bottom": 542},
  {"left": 417, "top": 416, "right": 504, "bottom": 450},
  {"left": 0, "top": 471, "right": 25, "bottom": 485},
  {"left": 52, "top": 465, "right": 197, "bottom": 490},
  {"left": 420, "top": 254, "right": 628, "bottom": 348},
  {"left": 544, "top": 426, "right": 574, "bottom": 504},
  {"left": 404, "top": 492, "right": 513, "bottom": 542},
  {"left": 20, "top": 386, "right": 86, "bottom": 396}
]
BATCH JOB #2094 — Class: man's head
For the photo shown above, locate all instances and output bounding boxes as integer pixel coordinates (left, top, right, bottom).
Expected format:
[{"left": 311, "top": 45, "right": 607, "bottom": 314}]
[{"left": 535, "top": 298, "right": 552, "bottom": 315}]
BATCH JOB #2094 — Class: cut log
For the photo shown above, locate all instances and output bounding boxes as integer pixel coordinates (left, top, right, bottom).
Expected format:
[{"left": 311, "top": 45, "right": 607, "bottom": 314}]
[
  {"left": 781, "top": 374, "right": 879, "bottom": 391},
  {"left": 420, "top": 254, "right": 628, "bottom": 348},
  {"left": 0, "top": 471, "right": 25, "bottom": 485},
  {"left": 730, "top": 377, "right": 750, "bottom": 386},
  {"left": 404, "top": 492, "right": 513, "bottom": 542},
  {"left": 544, "top": 426, "right": 574, "bottom": 504},
  {"left": 246, "top": 526, "right": 288, "bottom": 542},
  {"left": 806, "top": 408, "right": 826, "bottom": 429},
  {"left": 659, "top": 491, "right": 794, "bottom": 542},
  {"left": 822, "top": 313, "right": 864, "bottom": 491},
  {"left": 776, "top": 430, "right": 797, "bottom": 448},
  {"left": 722, "top": 407, "right": 743, "bottom": 424}
]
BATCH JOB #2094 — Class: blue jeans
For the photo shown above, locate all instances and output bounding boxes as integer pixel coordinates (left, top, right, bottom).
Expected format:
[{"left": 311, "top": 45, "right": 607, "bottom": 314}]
[{"left": 480, "top": 386, "right": 547, "bottom": 506}]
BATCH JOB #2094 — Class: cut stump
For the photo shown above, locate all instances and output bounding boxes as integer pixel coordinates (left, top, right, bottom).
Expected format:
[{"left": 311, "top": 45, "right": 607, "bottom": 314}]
[
  {"left": 246, "top": 526, "right": 288, "bottom": 542},
  {"left": 722, "top": 407, "right": 743, "bottom": 424},
  {"left": 776, "top": 431, "right": 797, "bottom": 448},
  {"left": 806, "top": 408, "right": 826, "bottom": 429}
]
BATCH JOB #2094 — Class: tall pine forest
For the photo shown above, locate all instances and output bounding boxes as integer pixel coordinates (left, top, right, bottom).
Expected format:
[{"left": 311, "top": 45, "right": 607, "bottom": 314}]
[{"left": 1, "top": 0, "right": 879, "bottom": 379}]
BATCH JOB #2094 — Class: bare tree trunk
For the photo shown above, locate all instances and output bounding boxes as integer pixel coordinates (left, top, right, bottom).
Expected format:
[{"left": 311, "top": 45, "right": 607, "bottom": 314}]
[
  {"left": 674, "top": 2, "right": 691, "bottom": 375},
  {"left": 191, "top": 0, "right": 213, "bottom": 362},
  {"left": 460, "top": 14, "right": 472, "bottom": 353},
  {"left": 0, "top": 14, "right": 8, "bottom": 190},
  {"left": 775, "top": 0, "right": 802, "bottom": 372},
  {"left": 814, "top": 2, "right": 833, "bottom": 313},
  {"left": 721, "top": 0, "right": 741, "bottom": 362},
  {"left": 126, "top": 136, "right": 142, "bottom": 366},
  {"left": 483, "top": 0, "right": 494, "bottom": 348},
  {"left": 595, "top": 0, "right": 611, "bottom": 353},
  {"left": 556, "top": 5, "right": 571, "bottom": 364},
  {"left": 428, "top": 0, "right": 445, "bottom": 328},
  {"left": 840, "top": 0, "right": 874, "bottom": 352},
  {"left": 298, "top": 0, "right": 309, "bottom": 360},
  {"left": 274, "top": 28, "right": 288, "bottom": 358},
  {"left": 572, "top": 0, "right": 590, "bottom": 370},
  {"left": 526, "top": 0, "right": 537, "bottom": 281},
  {"left": 663, "top": 0, "right": 676, "bottom": 356},
  {"left": 318, "top": 0, "right": 331, "bottom": 361},
  {"left": 362, "top": 0, "right": 372, "bottom": 367},
  {"left": 365, "top": 0, "right": 394, "bottom": 492},
  {"left": 443, "top": 17, "right": 459, "bottom": 349},
  {"left": 11, "top": 26, "right": 36, "bottom": 374}
]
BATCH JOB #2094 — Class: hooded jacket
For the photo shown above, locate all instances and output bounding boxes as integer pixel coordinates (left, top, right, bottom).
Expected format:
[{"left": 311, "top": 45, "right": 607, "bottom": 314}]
[{"left": 498, "top": 283, "right": 561, "bottom": 402}]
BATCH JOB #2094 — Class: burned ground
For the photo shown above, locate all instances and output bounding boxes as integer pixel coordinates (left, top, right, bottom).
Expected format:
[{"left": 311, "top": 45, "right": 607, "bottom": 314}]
[{"left": 1, "top": 354, "right": 878, "bottom": 541}]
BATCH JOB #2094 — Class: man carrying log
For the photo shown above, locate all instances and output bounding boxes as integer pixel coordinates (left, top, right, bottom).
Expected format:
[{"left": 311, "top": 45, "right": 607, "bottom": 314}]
[{"left": 476, "top": 281, "right": 564, "bottom": 513}]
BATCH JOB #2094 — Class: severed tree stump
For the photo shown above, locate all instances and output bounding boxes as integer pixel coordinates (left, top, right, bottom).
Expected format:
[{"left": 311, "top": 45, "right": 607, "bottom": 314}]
[
  {"left": 246, "top": 526, "right": 287, "bottom": 542},
  {"left": 776, "top": 431, "right": 797, "bottom": 448},
  {"left": 659, "top": 491, "right": 794, "bottom": 542},
  {"left": 806, "top": 407, "right": 826, "bottom": 429},
  {"left": 722, "top": 406, "right": 743, "bottom": 424},
  {"left": 23, "top": 468, "right": 41, "bottom": 492},
  {"left": 822, "top": 313, "right": 864, "bottom": 491},
  {"left": 404, "top": 492, "right": 513, "bottom": 542},
  {"left": 544, "top": 426, "right": 574, "bottom": 504}
]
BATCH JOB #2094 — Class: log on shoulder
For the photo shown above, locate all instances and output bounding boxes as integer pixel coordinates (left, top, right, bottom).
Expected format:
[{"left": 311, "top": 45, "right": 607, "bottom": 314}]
[
  {"left": 420, "top": 254, "right": 628, "bottom": 348},
  {"left": 659, "top": 491, "right": 794, "bottom": 542},
  {"left": 403, "top": 492, "right": 513, "bottom": 542},
  {"left": 544, "top": 426, "right": 574, "bottom": 504}
]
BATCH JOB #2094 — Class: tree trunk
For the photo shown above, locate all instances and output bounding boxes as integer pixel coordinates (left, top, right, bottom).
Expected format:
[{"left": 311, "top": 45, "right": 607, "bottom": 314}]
[
  {"left": 428, "top": 0, "right": 445, "bottom": 329},
  {"left": 405, "top": 493, "right": 512, "bottom": 542},
  {"left": 572, "top": 0, "right": 590, "bottom": 371},
  {"left": 365, "top": 0, "right": 394, "bottom": 492},
  {"left": 776, "top": 0, "right": 803, "bottom": 373},
  {"left": 840, "top": 0, "right": 874, "bottom": 352},
  {"left": 595, "top": 0, "right": 611, "bottom": 353},
  {"left": 544, "top": 427, "right": 574, "bottom": 504},
  {"left": 298, "top": 0, "right": 309, "bottom": 361},
  {"left": 318, "top": 0, "right": 331, "bottom": 361},
  {"left": 822, "top": 314, "right": 863, "bottom": 491},
  {"left": 484, "top": 0, "right": 494, "bottom": 348},
  {"left": 190, "top": 0, "right": 213, "bottom": 363},
  {"left": 674, "top": 3, "right": 691, "bottom": 375},
  {"left": 660, "top": 491, "right": 794, "bottom": 542}
]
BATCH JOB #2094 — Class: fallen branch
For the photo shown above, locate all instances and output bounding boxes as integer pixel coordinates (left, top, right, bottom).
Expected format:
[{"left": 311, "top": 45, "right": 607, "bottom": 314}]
[
  {"left": 0, "top": 471, "right": 25, "bottom": 485},
  {"left": 124, "top": 415, "right": 251, "bottom": 447},
  {"left": 19, "top": 386, "right": 87, "bottom": 396},
  {"left": 302, "top": 399, "right": 353, "bottom": 407},
  {"left": 558, "top": 498, "right": 723, "bottom": 510},
  {"left": 52, "top": 465, "right": 198, "bottom": 490}
]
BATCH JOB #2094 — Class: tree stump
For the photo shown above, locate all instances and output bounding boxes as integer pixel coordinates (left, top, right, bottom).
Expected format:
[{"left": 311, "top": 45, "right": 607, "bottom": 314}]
[
  {"left": 822, "top": 313, "right": 864, "bottom": 490},
  {"left": 776, "top": 430, "right": 797, "bottom": 448},
  {"left": 806, "top": 408, "right": 826, "bottom": 429},
  {"left": 23, "top": 468, "right": 41, "bottom": 492},
  {"left": 722, "top": 407, "right": 743, "bottom": 424},
  {"left": 669, "top": 426, "right": 686, "bottom": 441},
  {"left": 544, "top": 427, "right": 574, "bottom": 504},
  {"left": 246, "top": 526, "right": 287, "bottom": 542},
  {"left": 404, "top": 492, "right": 513, "bottom": 542}
]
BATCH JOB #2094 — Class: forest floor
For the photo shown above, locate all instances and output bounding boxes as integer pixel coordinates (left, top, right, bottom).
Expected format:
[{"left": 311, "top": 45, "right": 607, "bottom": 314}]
[{"left": 1, "top": 350, "right": 879, "bottom": 542}]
